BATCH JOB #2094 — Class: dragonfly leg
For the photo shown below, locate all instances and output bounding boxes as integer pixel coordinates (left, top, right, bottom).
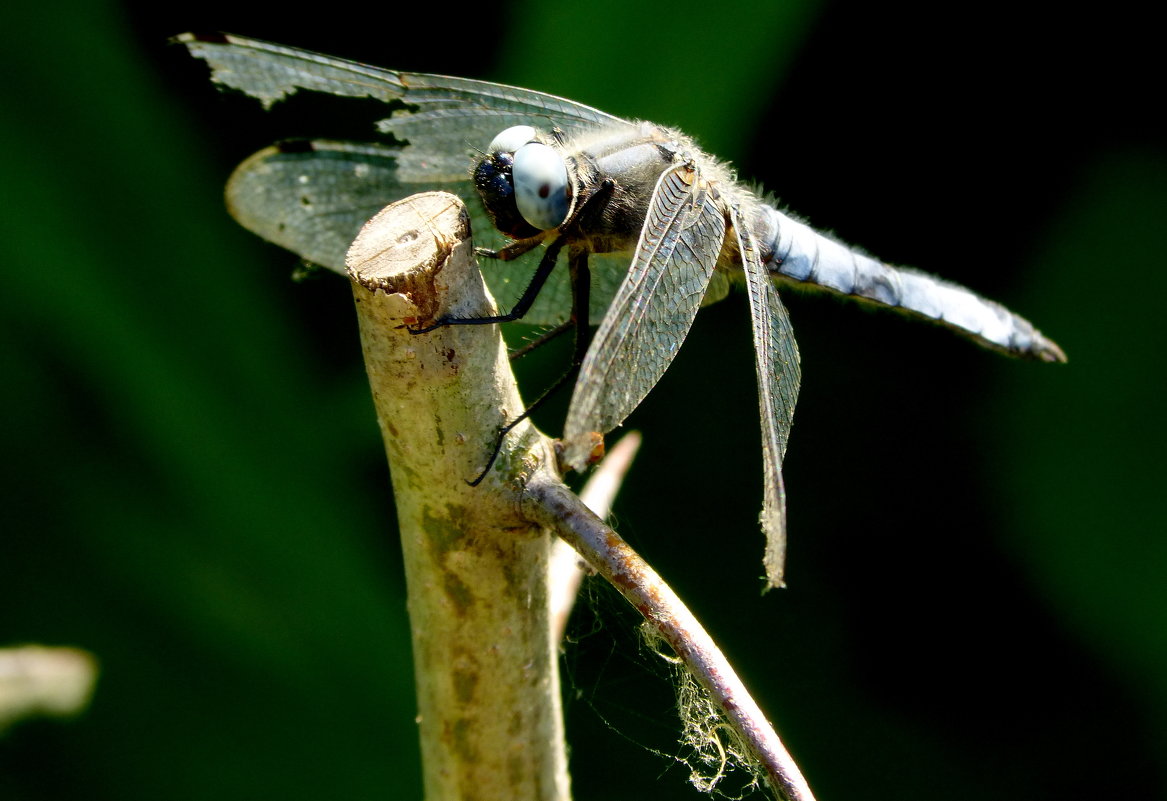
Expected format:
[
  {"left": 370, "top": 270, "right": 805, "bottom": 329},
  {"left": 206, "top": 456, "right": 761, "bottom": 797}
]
[
  {"left": 566, "top": 246, "right": 593, "bottom": 363},
  {"left": 466, "top": 362, "right": 582, "bottom": 485},
  {"left": 508, "top": 321, "right": 573, "bottom": 361},
  {"left": 408, "top": 237, "right": 567, "bottom": 334},
  {"left": 412, "top": 178, "right": 614, "bottom": 335},
  {"left": 476, "top": 236, "right": 543, "bottom": 262},
  {"left": 446, "top": 183, "right": 615, "bottom": 483},
  {"left": 467, "top": 248, "right": 593, "bottom": 485}
]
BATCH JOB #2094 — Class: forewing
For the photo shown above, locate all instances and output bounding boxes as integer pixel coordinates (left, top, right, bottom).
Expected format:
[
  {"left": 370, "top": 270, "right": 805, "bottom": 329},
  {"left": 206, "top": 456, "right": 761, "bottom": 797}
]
[
  {"left": 563, "top": 164, "right": 726, "bottom": 468},
  {"left": 181, "top": 33, "right": 636, "bottom": 324},
  {"left": 177, "top": 33, "right": 628, "bottom": 131},
  {"left": 734, "top": 209, "right": 801, "bottom": 589}
]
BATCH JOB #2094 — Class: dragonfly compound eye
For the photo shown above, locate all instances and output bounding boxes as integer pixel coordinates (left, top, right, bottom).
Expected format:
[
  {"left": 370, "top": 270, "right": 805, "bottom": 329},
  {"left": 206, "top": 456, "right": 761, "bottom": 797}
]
[
  {"left": 487, "top": 125, "right": 538, "bottom": 155},
  {"left": 512, "top": 142, "right": 570, "bottom": 231},
  {"left": 474, "top": 152, "right": 539, "bottom": 239}
]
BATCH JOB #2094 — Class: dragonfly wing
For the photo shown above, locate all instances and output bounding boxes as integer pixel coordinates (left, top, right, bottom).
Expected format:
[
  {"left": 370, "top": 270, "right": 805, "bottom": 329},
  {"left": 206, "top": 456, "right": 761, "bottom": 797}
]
[
  {"left": 562, "top": 163, "right": 727, "bottom": 468},
  {"left": 734, "top": 208, "right": 801, "bottom": 589},
  {"left": 177, "top": 33, "right": 629, "bottom": 133},
  {"left": 701, "top": 269, "right": 732, "bottom": 307},
  {"left": 180, "top": 33, "right": 637, "bottom": 325},
  {"left": 226, "top": 139, "right": 556, "bottom": 315},
  {"left": 226, "top": 139, "right": 628, "bottom": 325},
  {"left": 226, "top": 140, "right": 478, "bottom": 268}
]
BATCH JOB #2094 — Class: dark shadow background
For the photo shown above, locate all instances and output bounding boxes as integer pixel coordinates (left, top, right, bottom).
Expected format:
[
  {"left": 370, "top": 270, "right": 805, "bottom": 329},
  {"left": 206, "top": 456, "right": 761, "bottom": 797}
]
[{"left": 2, "top": 1, "right": 1164, "bottom": 799}]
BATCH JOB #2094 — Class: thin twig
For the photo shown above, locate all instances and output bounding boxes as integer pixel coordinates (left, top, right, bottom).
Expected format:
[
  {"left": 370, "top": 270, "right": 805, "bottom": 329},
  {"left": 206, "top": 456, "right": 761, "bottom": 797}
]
[
  {"left": 549, "top": 431, "right": 642, "bottom": 642},
  {"left": 522, "top": 472, "right": 816, "bottom": 801}
]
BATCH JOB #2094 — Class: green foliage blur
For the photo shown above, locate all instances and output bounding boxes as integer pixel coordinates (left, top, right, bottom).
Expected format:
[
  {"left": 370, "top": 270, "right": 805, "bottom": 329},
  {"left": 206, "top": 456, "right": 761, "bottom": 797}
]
[{"left": 1, "top": 1, "right": 1163, "bottom": 799}]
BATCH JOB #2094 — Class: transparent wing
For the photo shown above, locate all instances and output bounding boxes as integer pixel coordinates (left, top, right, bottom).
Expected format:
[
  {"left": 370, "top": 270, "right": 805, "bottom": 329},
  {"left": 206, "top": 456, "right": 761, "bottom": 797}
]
[
  {"left": 734, "top": 208, "right": 801, "bottom": 589},
  {"left": 225, "top": 140, "right": 522, "bottom": 315},
  {"left": 701, "top": 269, "right": 732, "bottom": 306},
  {"left": 180, "top": 32, "right": 637, "bottom": 325},
  {"left": 521, "top": 252, "right": 632, "bottom": 327},
  {"left": 226, "top": 140, "right": 629, "bottom": 324},
  {"left": 225, "top": 140, "right": 483, "bottom": 270},
  {"left": 176, "top": 33, "right": 628, "bottom": 131},
  {"left": 563, "top": 164, "right": 726, "bottom": 467}
]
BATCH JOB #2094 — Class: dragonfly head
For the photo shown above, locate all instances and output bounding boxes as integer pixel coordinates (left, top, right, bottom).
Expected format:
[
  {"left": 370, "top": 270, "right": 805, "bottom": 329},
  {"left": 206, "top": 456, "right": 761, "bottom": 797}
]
[{"left": 474, "top": 125, "right": 570, "bottom": 239}]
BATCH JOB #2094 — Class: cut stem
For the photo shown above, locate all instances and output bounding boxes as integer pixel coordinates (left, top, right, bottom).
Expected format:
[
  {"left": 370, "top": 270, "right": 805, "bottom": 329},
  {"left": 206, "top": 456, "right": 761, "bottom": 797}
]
[{"left": 346, "top": 192, "right": 569, "bottom": 801}]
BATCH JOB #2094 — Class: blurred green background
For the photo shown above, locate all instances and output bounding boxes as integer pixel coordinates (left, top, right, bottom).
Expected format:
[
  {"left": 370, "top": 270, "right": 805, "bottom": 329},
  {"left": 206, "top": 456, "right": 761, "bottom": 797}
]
[{"left": 2, "top": 1, "right": 1164, "bottom": 799}]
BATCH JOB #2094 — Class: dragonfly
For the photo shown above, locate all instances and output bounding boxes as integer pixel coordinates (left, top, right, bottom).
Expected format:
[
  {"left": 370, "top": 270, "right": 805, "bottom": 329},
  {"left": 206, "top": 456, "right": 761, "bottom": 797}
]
[{"left": 178, "top": 33, "right": 1065, "bottom": 588}]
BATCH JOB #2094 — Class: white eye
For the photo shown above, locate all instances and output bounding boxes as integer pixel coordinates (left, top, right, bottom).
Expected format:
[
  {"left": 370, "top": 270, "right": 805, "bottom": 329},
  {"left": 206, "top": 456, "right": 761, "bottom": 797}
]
[
  {"left": 513, "top": 142, "right": 569, "bottom": 230},
  {"left": 488, "top": 125, "right": 537, "bottom": 155}
]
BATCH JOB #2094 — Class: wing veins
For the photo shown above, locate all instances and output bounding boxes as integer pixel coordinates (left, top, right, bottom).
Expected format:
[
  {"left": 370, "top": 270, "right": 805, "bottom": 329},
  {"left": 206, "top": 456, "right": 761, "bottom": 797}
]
[
  {"left": 563, "top": 164, "right": 726, "bottom": 466},
  {"left": 734, "top": 209, "right": 801, "bottom": 588}
]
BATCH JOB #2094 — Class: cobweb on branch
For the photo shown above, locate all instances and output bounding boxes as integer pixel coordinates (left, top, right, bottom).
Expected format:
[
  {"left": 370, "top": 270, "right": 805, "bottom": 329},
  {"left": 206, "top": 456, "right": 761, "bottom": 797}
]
[
  {"left": 641, "top": 623, "right": 764, "bottom": 798},
  {"left": 561, "top": 575, "right": 766, "bottom": 798}
]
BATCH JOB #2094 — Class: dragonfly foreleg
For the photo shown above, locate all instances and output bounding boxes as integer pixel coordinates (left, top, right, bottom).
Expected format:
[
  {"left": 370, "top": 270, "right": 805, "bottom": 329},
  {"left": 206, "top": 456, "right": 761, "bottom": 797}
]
[
  {"left": 467, "top": 248, "right": 593, "bottom": 485},
  {"left": 408, "top": 237, "right": 568, "bottom": 334},
  {"left": 476, "top": 237, "right": 543, "bottom": 262}
]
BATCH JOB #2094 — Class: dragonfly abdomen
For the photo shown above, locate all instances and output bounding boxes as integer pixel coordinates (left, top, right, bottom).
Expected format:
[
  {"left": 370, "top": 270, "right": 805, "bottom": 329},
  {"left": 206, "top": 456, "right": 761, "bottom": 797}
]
[{"left": 754, "top": 205, "right": 1066, "bottom": 362}]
